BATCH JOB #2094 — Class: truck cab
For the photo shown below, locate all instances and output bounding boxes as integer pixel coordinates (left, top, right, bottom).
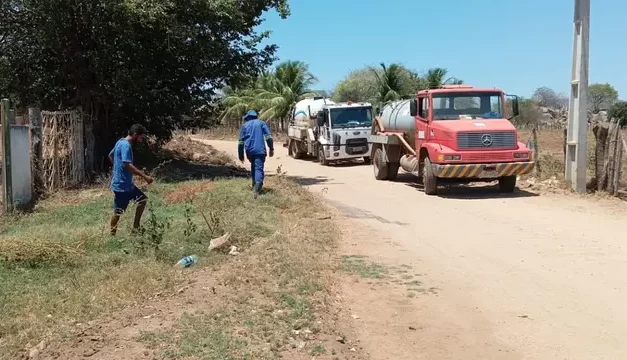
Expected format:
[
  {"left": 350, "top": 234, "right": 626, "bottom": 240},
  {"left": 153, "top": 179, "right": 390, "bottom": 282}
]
[
  {"left": 370, "top": 85, "right": 535, "bottom": 195},
  {"left": 287, "top": 98, "right": 373, "bottom": 165},
  {"left": 314, "top": 102, "right": 373, "bottom": 164}
]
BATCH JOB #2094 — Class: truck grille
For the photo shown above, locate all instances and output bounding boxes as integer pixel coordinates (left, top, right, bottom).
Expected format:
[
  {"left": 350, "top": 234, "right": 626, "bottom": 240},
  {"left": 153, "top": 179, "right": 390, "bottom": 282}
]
[
  {"left": 463, "top": 152, "right": 513, "bottom": 162},
  {"left": 457, "top": 131, "right": 516, "bottom": 149},
  {"left": 345, "top": 138, "right": 368, "bottom": 155}
]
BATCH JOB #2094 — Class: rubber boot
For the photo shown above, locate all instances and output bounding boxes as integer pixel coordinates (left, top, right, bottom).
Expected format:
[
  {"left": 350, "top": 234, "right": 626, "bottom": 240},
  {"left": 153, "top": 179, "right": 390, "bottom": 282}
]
[{"left": 253, "top": 182, "right": 262, "bottom": 199}]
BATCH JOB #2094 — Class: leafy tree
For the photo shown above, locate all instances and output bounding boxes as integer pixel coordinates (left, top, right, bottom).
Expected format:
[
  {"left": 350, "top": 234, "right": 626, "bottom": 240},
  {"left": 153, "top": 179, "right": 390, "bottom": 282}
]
[
  {"left": 608, "top": 100, "right": 627, "bottom": 127},
  {"left": 588, "top": 83, "right": 619, "bottom": 112},
  {"left": 332, "top": 68, "right": 379, "bottom": 103},
  {"left": 0, "top": 0, "right": 289, "bottom": 170},
  {"left": 220, "top": 60, "right": 318, "bottom": 130},
  {"left": 509, "top": 97, "right": 541, "bottom": 128},
  {"left": 532, "top": 87, "right": 568, "bottom": 109}
]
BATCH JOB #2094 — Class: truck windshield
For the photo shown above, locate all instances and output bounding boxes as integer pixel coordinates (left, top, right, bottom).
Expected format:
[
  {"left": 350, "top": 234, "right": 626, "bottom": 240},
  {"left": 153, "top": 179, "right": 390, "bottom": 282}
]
[
  {"left": 432, "top": 92, "right": 503, "bottom": 120},
  {"left": 330, "top": 107, "right": 372, "bottom": 128}
]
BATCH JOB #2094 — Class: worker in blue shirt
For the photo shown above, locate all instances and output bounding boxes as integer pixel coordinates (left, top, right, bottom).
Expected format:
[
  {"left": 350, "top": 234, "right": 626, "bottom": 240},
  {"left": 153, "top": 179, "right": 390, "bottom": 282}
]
[{"left": 238, "top": 110, "right": 274, "bottom": 197}]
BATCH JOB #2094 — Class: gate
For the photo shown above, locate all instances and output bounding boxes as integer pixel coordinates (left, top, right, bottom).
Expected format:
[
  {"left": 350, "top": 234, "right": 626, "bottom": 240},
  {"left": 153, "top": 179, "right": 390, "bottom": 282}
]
[{"left": 41, "top": 110, "right": 85, "bottom": 190}]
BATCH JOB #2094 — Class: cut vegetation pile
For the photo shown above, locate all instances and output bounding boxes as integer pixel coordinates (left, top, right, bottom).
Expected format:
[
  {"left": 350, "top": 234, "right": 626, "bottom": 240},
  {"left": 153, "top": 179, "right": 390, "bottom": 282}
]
[{"left": 0, "top": 138, "right": 351, "bottom": 359}]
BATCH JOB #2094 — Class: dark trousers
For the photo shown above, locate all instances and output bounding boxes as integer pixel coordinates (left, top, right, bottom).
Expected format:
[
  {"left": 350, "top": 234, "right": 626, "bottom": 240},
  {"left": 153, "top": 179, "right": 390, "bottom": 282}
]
[{"left": 248, "top": 154, "right": 266, "bottom": 192}]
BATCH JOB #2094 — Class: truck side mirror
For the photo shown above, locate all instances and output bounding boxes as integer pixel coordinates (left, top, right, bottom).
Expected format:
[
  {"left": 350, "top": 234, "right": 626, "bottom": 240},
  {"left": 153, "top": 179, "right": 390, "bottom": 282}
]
[
  {"left": 317, "top": 110, "right": 325, "bottom": 126},
  {"left": 409, "top": 99, "right": 418, "bottom": 117},
  {"left": 506, "top": 95, "right": 520, "bottom": 119},
  {"left": 512, "top": 98, "right": 520, "bottom": 117}
]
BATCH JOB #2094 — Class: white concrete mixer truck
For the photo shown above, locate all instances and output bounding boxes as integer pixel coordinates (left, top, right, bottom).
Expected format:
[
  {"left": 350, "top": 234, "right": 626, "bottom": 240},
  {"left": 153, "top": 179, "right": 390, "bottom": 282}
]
[
  {"left": 285, "top": 97, "right": 373, "bottom": 165},
  {"left": 369, "top": 85, "right": 535, "bottom": 195}
]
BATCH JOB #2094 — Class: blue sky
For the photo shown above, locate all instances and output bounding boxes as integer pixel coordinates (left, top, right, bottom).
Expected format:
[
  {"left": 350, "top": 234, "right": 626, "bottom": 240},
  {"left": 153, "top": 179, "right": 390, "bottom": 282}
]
[{"left": 259, "top": 0, "right": 625, "bottom": 98}]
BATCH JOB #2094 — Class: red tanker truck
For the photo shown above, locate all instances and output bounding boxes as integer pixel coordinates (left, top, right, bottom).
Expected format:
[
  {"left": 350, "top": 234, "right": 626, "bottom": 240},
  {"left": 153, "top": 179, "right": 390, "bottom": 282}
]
[{"left": 369, "top": 85, "right": 534, "bottom": 195}]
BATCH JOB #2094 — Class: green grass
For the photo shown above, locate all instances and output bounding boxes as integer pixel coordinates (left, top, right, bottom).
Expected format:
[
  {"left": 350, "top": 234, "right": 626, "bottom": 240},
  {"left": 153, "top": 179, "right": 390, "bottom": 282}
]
[
  {"left": 0, "top": 174, "right": 318, "bottom": 358},
  {"left": 130, "top": 174, "right": 341, "bottom": 359},
  {"left": 340, "top": 255, "right": 387, "bottom": 279}
]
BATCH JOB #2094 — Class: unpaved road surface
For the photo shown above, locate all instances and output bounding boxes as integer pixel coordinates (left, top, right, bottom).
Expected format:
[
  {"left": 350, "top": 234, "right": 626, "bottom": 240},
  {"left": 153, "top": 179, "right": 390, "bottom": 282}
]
[{"left": 201, "top": 138, "right": 627, "bottom": 360}]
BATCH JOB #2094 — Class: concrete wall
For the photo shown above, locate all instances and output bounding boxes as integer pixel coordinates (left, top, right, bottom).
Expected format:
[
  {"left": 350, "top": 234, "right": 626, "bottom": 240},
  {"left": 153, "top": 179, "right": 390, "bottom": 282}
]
[{"left": 9, "top": 125, "right": 32, "bottom": 206}]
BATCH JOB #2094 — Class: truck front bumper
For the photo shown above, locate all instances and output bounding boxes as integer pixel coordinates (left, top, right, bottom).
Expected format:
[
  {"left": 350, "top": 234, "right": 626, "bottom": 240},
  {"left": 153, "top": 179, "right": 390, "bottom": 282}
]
[{"left": 433, "top": 161, "right": 535, "bottom": 179}]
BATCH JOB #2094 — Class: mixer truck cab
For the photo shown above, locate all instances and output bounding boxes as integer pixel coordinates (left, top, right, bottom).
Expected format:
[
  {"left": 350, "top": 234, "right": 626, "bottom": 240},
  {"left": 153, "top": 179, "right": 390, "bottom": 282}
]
[
  {"left": 286, "top": 97, "right": 373, "bottom": 165},
  {"left": 369, "top": 85, "right": 535, "bottom": 195}
]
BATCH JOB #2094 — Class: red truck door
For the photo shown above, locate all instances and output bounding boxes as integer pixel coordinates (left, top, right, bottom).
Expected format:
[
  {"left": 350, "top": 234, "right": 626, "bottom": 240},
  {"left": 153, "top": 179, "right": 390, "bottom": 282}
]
[{"left": 415, "top": 95, "right": 429, "bottom": 149}]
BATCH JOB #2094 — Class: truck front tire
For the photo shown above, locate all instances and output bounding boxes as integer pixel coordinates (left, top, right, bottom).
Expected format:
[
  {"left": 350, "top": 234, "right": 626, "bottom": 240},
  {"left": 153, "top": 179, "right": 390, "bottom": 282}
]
[
  {"left": 318, "top": 148, "right": 328, "bottom": 166},
  {"left": 498, "top": 176, "right": 517, "bottom": 193},
  {"left": 422, "top": 157, "right": 437, "bottom": 195}
]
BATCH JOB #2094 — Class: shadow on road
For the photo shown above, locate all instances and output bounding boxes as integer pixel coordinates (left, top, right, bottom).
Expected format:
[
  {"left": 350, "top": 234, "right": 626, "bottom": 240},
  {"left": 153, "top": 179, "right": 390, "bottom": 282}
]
[
  {"left": 267, "top": 174, "right": 342, "bottom": 186},
  {"left": 397, "top": 173, "right": 539, "bottom": 200},
  {"left": 279, "top": 155, "right": 369, "bottom": 168},
  {"left": 326, "top": 199, "right": 409, "bottom": 226}
]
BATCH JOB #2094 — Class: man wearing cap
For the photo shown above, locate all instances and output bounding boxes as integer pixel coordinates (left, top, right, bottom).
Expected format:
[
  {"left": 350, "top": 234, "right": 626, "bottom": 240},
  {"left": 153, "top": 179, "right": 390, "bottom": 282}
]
[{"left": 238, "top": 110, "right": 274, "bottom": 197}]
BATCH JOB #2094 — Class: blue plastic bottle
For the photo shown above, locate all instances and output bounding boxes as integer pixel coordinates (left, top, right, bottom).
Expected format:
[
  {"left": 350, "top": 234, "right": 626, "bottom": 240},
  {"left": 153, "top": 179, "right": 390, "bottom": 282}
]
[{"left": 175, "top": 255, "right": 198, "bottom": 268}]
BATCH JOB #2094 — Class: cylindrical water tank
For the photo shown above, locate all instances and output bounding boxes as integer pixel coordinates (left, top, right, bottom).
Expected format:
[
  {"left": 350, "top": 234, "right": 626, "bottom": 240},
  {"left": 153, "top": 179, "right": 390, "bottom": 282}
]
[
  {"left": 380, "top": 100, "right": 416, "bottom": 147},
  {"left": 293, "top": 98, "right": 335, "bottom": 128},
  {"left": 380, "top": 100, "right": 415, "bottom": 134}
]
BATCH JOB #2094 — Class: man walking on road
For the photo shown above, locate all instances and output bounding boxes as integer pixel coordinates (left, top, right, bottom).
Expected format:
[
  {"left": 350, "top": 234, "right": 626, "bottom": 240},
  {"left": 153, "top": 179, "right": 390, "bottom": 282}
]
[
  {"left": 238, "top": 110, "right": 274, "bottom": 197},
  {"left": 108, "top": 124, "right": 154, "bottom": 235}
]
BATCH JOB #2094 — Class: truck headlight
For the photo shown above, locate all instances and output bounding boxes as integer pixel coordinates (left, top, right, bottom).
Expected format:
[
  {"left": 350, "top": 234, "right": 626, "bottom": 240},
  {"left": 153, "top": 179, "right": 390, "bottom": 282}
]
[
  {"left": 514, "top": 152, "right": 530, "bottom": 159},
  {"left": 438, "top": 154, "right": 461, "bottom": 161}
]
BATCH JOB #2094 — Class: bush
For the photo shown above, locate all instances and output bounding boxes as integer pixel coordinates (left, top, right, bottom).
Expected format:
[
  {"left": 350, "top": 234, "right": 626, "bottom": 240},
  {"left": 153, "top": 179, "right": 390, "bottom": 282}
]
[{"left": 608, "top": 101, "right": 627, "bottom": 127}]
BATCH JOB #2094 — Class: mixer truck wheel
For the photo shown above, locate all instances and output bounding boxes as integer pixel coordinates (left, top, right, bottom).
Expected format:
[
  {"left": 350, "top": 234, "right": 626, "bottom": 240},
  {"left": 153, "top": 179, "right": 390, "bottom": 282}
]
[
  {"left": 373, "top": 148, "right": 389, "bottom": 180},
  {"left": 422, "top": 157, "right": 438, "bottom": 195},
  {"left": 318, "top": 148, "right": 329, "bottom": 166},
  {"left": 498, "top": 175, "right": 517, "bottom": 193},
  {"left": 290, "top": 140, "right": 303, "bottom": 159}
]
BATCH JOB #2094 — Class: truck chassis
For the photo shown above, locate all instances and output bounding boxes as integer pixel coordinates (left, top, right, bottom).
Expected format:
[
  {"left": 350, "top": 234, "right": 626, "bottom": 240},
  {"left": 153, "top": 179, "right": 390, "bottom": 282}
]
[{"left": 370, "top": 125, "right": 534, "bottom": 195}]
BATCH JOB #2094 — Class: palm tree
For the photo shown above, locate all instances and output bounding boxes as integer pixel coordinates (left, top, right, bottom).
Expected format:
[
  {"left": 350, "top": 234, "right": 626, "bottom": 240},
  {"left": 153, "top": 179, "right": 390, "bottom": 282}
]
[
  {"left": 424, "top": 68, "right": 463, "bottom": 89},
  {"left": 220, "top": 61, "right": 318, "bottom": 130},
  {"left": 369, "top": 63, "right": 410, "bottom": 106}
]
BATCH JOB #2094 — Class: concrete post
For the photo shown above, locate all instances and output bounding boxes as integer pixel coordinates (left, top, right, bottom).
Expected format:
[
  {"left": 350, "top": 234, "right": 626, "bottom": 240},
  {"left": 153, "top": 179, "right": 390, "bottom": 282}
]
[{"left": 565, "top": 0, "right": 590, "bottom": 193}]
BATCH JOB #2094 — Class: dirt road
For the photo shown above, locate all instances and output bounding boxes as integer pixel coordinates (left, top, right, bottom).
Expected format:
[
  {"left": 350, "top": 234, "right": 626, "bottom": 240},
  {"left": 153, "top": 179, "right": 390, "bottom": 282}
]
[{"left": 201, "top": 138, "right": 627, "bottom": 360}]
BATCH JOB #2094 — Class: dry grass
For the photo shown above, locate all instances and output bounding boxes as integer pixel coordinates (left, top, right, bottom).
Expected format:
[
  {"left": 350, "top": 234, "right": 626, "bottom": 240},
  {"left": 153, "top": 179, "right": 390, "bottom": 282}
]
[
  {"left": 164, "top": 181, "right": 216, "bottom": 204},
  {"left": 136, "top": 175, "right": 345, "bottom": 359},
  {"left": 183, "top": 126, "right": 289, "bottom": 143},
  {"left": 162, "top": 135, "right": 234, "bottom": 166},
  {"left": 518, "top": 128, "right": 627, "bottom": 190},
  {"left": 0, "top": 136, "right": 346, "bottom": 359}
]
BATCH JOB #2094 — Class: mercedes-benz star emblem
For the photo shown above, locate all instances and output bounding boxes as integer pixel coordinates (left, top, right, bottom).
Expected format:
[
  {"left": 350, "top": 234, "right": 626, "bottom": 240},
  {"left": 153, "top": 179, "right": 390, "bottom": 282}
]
[{"left": 481, "top": 134, "right": 493, "bottom": 147}]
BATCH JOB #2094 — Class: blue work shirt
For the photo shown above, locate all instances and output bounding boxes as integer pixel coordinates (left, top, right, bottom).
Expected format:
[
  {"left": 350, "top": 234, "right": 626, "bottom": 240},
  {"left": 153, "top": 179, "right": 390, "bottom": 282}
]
[
  {"left": 238, "top": 119, "right": 273, "bottom": 157},
  {"left": 109, "top": 138, "right": 134, "bottom": 192}
]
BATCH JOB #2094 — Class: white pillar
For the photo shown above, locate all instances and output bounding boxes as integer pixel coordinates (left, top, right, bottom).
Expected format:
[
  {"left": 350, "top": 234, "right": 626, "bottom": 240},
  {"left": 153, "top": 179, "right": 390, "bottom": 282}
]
[{"left": 565, "top": 0, "right": 590, "bottom": 193}]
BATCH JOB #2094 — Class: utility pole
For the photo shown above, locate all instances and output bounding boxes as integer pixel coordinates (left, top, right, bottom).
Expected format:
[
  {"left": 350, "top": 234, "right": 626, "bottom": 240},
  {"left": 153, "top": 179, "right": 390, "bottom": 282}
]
[{"left": 565, "top": 0, "right": 590, "bottom": 193}]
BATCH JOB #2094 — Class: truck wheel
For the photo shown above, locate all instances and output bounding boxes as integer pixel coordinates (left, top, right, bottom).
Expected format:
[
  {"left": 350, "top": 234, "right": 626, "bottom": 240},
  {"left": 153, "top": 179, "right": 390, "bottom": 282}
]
[
  {"left": 290, "top": 140, "right": 303, "bottom": 159},
  {"left": 318, "top": 147, "right": 328, "bottom": 166},
  {"left": 373, "top": 148, "right": 389, "bottom": 180},
  {"left": 387, "top": 164, "right": 400, "bottom": 181},
  {"left": 498, "top": 176, "right": 517, "bottom": 193},
  {"left": 422, "top": 157, "right": 437, "bottom": 195}
]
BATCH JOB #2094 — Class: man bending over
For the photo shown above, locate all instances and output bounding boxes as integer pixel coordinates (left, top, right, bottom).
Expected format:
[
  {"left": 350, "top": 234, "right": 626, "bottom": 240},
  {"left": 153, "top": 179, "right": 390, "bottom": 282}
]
[{"left": 108, "top": 124, "right": 153, "bottom": 235}]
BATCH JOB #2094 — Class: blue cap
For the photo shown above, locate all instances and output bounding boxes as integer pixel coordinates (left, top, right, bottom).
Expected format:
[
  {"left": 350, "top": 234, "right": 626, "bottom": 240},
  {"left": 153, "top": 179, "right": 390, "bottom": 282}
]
[{"left": 243, "top": 110, "right": 258, "bottom": 121}]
